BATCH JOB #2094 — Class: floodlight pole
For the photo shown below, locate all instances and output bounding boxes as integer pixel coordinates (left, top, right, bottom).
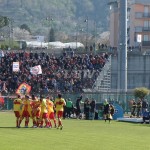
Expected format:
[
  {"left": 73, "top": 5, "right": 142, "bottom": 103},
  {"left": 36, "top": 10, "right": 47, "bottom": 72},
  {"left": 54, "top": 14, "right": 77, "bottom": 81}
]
[
  {"left": 84, "top": 16, "right": 88, "bottom": 51},
  {"left": 118, "top": 0, "right": 128, "bottom": 110},
  {"left": 76, "top": 23, "right": 78, "bottom": 50}
]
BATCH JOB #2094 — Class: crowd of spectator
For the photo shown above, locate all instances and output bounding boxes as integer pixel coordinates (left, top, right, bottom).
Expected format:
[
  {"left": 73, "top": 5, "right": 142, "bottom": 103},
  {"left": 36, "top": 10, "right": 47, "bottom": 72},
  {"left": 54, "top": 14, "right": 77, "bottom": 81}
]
[{"left": 0, "top": 50, "right": 109, "bottom": 95}]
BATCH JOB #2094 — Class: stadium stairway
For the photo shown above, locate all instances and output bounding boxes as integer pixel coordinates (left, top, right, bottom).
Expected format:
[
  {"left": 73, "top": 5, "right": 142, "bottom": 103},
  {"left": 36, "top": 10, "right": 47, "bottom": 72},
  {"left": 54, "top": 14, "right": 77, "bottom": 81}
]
[{"left": 92, "top": 55, "right": 112, "bottom": 92}]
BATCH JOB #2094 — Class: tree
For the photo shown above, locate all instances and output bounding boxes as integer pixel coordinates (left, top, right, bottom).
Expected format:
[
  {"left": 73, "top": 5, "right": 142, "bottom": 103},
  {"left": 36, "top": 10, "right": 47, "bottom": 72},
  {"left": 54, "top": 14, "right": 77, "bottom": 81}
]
[
  {"left": 20, "top": 24, "right": 31, "bottom": 33},
  {"left": 134, "top": 87, "right": 150, "bottom": 100},
  {"left": 0, "top": 16, "right": 9, "bottom": 28},
  {"left": 55, "top": 31, "right": 68, "bottom": 42},
  {"left": 13, "top": 27, "right": 31, "bottom": 41},
  {"left": 48, "top": 28, "right": 55, "bottom": 42}
]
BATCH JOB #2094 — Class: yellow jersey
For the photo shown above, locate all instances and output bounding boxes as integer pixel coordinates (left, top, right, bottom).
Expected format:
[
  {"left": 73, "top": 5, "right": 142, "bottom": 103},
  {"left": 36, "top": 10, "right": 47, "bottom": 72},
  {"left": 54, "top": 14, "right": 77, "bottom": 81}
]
[
  {"left": 46, "top": 99, "right": 54, "bottom": 114},
  {"left": 13, "top": 98, "right": 22, "bottom": 112},
  {"left": 54, "top": 98, "right": 66, "bottom": 111},
  {"left": 41, "top": 99, "right": 48, "bottom": 113},
  {"left": 22, "top": 98, "right": 32, "bottom": 112}
]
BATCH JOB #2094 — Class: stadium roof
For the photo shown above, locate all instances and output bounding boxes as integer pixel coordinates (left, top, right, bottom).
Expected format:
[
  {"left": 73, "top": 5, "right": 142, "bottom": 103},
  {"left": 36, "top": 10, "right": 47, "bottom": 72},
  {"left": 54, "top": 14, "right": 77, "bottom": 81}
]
[
  {"left": 26, "top": 41, "right": 84, "bottom": 49},
  {"left": 64, "top": 42, "right": 84, "bottom": 49}
]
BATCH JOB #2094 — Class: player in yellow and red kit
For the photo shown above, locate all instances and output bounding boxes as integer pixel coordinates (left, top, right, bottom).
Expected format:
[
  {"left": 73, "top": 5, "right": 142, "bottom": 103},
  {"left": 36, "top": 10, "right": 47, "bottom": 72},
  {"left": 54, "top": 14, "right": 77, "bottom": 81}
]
[
  {"left": 54, "top": 94, "right": 66, "bottom": 130},
  {"left": 35, "top": 99, "right": 41, "bottom": 127},
  {"left": 39, "top": 96, "right": 49, "bottom": 128},
  {"left": 30, "top": 94, "right": 41, "bottom": 127},
  {"left": 19, "top": 95, "right": 32, "bottom": 128},
  {"left": 46, "top": 96, "right": 56, "bottom": 128},
  {"left": 13, "top": 95, "right": 22, "bottom": 128}
]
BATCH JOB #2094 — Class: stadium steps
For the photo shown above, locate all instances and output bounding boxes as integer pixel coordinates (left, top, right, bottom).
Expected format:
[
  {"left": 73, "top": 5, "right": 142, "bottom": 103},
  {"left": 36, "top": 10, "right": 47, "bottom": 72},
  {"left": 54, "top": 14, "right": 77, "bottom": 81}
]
[{"left": 92, "top": 55, "right": 112, "bottom": 92}]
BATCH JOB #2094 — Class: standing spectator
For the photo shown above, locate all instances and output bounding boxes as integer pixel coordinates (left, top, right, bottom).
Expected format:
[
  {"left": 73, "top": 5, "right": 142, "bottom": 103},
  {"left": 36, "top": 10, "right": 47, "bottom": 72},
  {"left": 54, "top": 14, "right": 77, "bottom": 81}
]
[
  {"left": 130, "top": 100, "right": 136, "bottom": 118},
  {"left": 103, "top": 99, "right": 110, "bottom": 122},
  {"left": 52, "top": 78, "right": 57, "bottom": 91},
  {"left": 63, "top": 99, "right": 67, "bottom": 119},
  {"left": 142, "top": 109, "right": 150, "bottom": 124},
  {"left": 90, "top": 99, "right": 96, "bottom": 120},
  {"left": 109, "top": 104, "right": 115, "bottom": 120},
  {"left": 142, "top": 99, "right": 149, "bottom": 115},
  {"left": 70, "top": 50, "right": 74, "bottom": 58},
  {"left": 137, "top": 99, "right": 142, "bottom": 118},
  {"left": 128, "top": 99, "right": 134, "bottom": 113},
  {"left": 84, "top": 98, "right": 90, "bottom": 120},
  {"left": 66, "top": 98, "right": 73, "bottom": 118},
  {"left": 76, "top": 94, "right": 83, "bottom": 119}
]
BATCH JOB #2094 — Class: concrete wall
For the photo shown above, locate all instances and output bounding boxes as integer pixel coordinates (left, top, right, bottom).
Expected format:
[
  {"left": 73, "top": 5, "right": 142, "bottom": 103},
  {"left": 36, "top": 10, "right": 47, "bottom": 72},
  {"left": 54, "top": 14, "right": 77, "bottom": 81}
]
[
  {"left": 111, "top": 54, "right": 150, "bottom": 89},
  {"left": 110, "top": 8, "right": 119, "bottom": 47}
]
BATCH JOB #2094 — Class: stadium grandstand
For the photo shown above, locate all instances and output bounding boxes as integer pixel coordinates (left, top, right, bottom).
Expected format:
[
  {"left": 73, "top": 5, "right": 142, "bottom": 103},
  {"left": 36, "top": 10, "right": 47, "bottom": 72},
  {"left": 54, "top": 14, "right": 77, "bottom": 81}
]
[{"left": 0, "top": 50, "right": 110, "bottom": 96}]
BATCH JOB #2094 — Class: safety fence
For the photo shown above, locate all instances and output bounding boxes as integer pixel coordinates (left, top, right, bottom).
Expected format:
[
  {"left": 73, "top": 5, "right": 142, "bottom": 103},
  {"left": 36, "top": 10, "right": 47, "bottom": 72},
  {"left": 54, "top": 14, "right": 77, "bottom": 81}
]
[{"left": 0, "top": 91, "right": 150, "bottom": 112}]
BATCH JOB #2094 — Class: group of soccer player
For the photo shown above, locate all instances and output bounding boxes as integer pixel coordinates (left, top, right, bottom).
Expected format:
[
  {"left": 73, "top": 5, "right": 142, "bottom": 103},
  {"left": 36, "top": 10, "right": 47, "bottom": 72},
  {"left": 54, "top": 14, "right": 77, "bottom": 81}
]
[{"left": 13, "top": 93, "right": 66, "bottom": 129}]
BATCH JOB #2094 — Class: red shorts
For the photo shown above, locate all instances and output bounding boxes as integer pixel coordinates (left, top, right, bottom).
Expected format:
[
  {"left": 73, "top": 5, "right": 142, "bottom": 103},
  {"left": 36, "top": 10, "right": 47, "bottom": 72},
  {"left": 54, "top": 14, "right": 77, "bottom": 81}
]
[
  {"left": 36, "top": 111, "right": 41, "bottom": 118},
  {"left": 32, "top": 111, "right": 40, "bottom": 117},
  {"left": 56, "top": 111, "right": 63, "bottom": 118},
  {"left": 22, "top": 111, "right": 30, "bottom": 117},
  {"left": 14, "top": 111, "right": 20, "bottom": 118},
  {"left": 49, "top": 112, "right": 55, "bottom": 120},
  {"left": 42, "top": 113, "right": 48, "bottom": 119}
]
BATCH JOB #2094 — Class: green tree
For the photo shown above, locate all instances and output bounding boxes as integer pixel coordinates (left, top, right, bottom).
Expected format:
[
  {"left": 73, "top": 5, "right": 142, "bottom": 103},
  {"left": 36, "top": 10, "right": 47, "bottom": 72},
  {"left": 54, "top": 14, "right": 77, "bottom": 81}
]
[
  {"left": 134, "top": 87, "right": 150, "bottom": 100},
  {"left": 20, "top": 24, "right": 31, "bottom": 33},
  {"left": 0, "top": 16, "right": 9, "bottom": 28},
  {"left": 48, "top": 28, "right": 55, "bottom": 42}
]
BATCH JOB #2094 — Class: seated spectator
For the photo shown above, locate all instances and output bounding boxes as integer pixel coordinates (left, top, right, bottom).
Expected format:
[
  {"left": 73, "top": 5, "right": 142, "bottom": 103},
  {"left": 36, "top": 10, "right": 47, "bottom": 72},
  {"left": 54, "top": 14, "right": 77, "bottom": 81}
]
[{"left": 0, "top": 51, "right": 110, "bottom": 94}]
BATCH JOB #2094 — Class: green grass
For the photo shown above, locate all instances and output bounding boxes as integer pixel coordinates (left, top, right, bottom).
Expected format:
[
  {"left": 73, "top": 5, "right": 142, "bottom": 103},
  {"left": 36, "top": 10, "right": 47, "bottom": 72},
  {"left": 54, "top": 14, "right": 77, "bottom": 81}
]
[{"left": 0, "top": 112, "right": 150, "bottom": 150}]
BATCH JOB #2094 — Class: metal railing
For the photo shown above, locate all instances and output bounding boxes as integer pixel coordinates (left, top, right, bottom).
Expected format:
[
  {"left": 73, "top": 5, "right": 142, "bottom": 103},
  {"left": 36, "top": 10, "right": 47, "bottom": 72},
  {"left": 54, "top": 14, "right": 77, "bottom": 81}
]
[
  {"left": 135, "top": 12, "right": 150, "bottom": 18},
  {"left": 143, "top": 13, "right": 150, "bottom": 18},
  {"left": 1, "top": 91, "right": 150, "bottom": 112},
  {"left": 143, "top": 27, "right": 150, "bottom": 32},
  {"left": 93, "top": 55, "right": 111, "bottom": 91},
  {"left": 142, "top": 41, "right": 150, "bottom": 46}
]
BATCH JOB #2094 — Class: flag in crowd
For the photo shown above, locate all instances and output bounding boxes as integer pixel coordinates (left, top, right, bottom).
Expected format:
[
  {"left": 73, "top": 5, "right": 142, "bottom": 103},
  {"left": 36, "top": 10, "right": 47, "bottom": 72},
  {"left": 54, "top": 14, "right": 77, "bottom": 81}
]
[
  {"left": 16, "top": 82, "right": 31, "bottom": 95},
  {"left": 30, "top": 65, "right": 42, "bottom": 75},
  {"left": 12, "top": 62, "right": 20, "bottom": 72},
  {"left": 0, "top": 50, "right": 4, "bottom": 58}
]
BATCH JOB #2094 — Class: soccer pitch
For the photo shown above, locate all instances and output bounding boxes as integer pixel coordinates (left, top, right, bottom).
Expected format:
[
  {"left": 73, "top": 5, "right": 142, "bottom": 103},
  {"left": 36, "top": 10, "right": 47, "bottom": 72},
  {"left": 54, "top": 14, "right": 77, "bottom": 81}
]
[{"left": 0, "top": 112, "right": 150, "bottom": 150}]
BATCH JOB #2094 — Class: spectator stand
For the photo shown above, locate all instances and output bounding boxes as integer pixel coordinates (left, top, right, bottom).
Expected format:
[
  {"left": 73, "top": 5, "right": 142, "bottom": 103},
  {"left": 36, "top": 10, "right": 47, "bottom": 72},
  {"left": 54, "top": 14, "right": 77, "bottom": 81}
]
[{"left": 0, "top": 51, "right": 110, "bottom": 95}]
